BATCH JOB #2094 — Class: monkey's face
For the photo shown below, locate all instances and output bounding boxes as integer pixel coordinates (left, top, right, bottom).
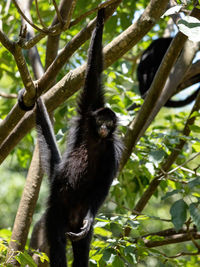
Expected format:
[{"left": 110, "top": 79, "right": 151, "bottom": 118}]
[
  {"left": 96, "top": 118, "right": 115, "bottom": 138},
  {"left": 91, "top": 107, "right": 117, "bottom": 138}
]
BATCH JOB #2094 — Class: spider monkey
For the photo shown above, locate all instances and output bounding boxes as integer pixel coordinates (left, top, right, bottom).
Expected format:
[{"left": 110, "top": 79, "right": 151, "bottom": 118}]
[
  {"left": 18, "top": 8, "right": 122, "bottom": 267},
  {"left": 128, "top": 37, "right": 200, "bottom": 110}
]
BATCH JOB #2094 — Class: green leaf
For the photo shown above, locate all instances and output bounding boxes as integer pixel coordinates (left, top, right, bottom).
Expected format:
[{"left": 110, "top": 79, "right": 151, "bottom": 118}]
[
  {"left": 124, "top": 245, "right": 137, "bottom": 264},
  {"left": 170, "top": 199, "right": 188, "bottom": 231},
  {"left": 16, "top": 251, "right": 37, "bottom": 267},
  {"left": 189, "top": 111, "right": 200, "bottom": 119},
  {"left": 149, "top": 149, "right": 166, "bottom": 163},
  {"left": 188, "top": 177, "right": 200, "bottom": 189},
  {"left": 189, "top": 203, "right": 200, "bottom": 230},
  {"left": 161, "top": 189, "right": 182, "bottom": 200},
  {"left": 189, "top": 125, "right": 200, "bottom": 133},
  {"left": 102, "top": 248, "right": 116, "bottom": 264},
  {"left": 178, "top": 16, "right": 200, "bottom": 42},
  {"left": 112, "top": 256, "right": 125, "bottom": 267},
  {"left": 110, "top": 222, "right": 122, "bottom": 237}
]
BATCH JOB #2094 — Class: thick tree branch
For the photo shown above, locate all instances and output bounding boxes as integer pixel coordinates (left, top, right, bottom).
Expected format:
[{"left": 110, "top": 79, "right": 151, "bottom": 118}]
[
  {"left": 6, "top": 144, "right": 44, "bottom": 265},
  {"left": 0, "top": 29, "right": 15, "bottom": 52},
  {"left": 178, "top": 60, "right": 200, "bottom": 91}
]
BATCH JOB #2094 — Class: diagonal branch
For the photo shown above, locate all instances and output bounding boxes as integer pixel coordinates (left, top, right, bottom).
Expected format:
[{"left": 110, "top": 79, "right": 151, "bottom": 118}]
[
  {"left": 35, "top": 0, "right": 49, "bottom": 30},
  {"left": 0, "top": 29, "right": 15, "bottom": 52}
]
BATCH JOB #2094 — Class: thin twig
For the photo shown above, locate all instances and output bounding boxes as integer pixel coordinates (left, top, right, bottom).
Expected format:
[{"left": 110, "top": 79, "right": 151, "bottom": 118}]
[
  {"left": 69, "top": 0, "right": 118, "bottom": 28},
  {"left": 35, "top": 0, "right": 49, "bottom": 30},
  {"left": 159, "top": 152, "right": 200, "bottom": 180},
  {"left": 180, "top": 166, "right": 200, "bottom": 176},
  {"left": 0, "top": 92, "right": 17, "bottom": 99},
  {"left": 12, "top": 0, "right": 49, "bottom": 33},
  {"left": 159, "top": 250, "right": 200, "bottom": 259},
  {"left": 5, "top": 0, "right": 12, "bottom": 14},
  {"left": 52, "top": 0, "right": 65, "bottom": 25}
]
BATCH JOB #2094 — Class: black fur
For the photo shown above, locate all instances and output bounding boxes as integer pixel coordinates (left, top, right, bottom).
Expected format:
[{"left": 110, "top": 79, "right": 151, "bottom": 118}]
[
  {"left": 128, "top": 37, "right": 200, "bottom": 110},
  {"left": 34, "top": 9, "right": 122, "bottom": 267},
  {"left": 18, "top": 88, "right": 35, "bottom": 111}
]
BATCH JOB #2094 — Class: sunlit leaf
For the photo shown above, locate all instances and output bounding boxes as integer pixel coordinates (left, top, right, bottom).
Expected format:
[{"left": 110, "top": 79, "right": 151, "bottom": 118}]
[
  {"left": 162, "top": 5, "right": 182, "bottom": 17},
  {"left": 178, "top": 16, "right": 200, "bottom": 42}
]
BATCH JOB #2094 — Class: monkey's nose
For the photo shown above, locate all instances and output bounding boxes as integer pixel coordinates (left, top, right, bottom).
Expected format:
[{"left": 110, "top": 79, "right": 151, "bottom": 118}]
[{"left": 99, "top": 124, "right": 108, "bottom": 137}]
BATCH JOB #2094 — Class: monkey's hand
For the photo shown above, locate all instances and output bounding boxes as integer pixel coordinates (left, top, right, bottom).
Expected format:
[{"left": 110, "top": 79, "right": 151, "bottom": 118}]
[{"left": 66, "top": 211, "right": 94, "bottom": 241}]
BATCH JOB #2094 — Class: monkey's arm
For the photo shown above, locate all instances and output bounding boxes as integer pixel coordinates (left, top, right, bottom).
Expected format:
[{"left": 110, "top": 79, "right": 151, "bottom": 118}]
[
  {"left": 78, "top": 8, "right": 105, "bottom": 115},
  {"left": 36, "top": 98, "right": 61, "bottom": 178},
  {"left": 66, "top": 210, "right": 94, "bottom": 241}
]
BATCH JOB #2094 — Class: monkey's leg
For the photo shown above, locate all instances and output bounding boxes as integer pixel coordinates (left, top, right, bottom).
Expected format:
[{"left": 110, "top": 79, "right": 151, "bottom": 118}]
[
  {"left": 71, "top": 227, "right": 93, "bottom": 267},
  {"left": 46, "top": 209, "right": 67, "bottom": 267}
]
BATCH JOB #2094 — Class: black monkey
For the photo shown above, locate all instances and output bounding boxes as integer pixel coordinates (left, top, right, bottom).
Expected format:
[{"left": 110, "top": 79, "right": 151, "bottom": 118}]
[
  {"left": 19, "top": 9, "right": 122, "bottom": 267},
  {"left": 128, "top": 37, "right": 200, "bottom": 110}
]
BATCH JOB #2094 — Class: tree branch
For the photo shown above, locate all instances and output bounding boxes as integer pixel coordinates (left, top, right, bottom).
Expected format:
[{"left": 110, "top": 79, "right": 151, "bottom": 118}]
[
  {"left": 0, "top": 29, "right": 15, "bottom": 52},
  {"left": 144, "top": 231, "right": 200, "bottom": 248},
  {"left": 0, "top": 91, "right": 17, "bottom": 99},
  {"left": 6, "top": 144, "right": 44, "bottom": 265}
]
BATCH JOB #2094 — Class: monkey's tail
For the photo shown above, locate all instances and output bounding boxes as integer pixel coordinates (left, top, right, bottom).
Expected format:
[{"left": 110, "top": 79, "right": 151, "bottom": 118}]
[
  {"left": 36, "top": 98, "right": 61, "bottom": 179},
  {"left": 165, "top": 86, "right": 200, "bottom": 108}
]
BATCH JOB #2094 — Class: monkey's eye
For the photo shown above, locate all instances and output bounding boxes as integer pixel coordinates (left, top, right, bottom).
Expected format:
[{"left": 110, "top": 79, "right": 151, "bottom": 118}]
[
  {"left": 106, "top": 121, "right": 114, "bottom": 128},
  {"left": 106, "top": 121, "right": 114, "bottom": 129},
  {"left": 96, "top": 118, "right": 104, "bottom": 126}
]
